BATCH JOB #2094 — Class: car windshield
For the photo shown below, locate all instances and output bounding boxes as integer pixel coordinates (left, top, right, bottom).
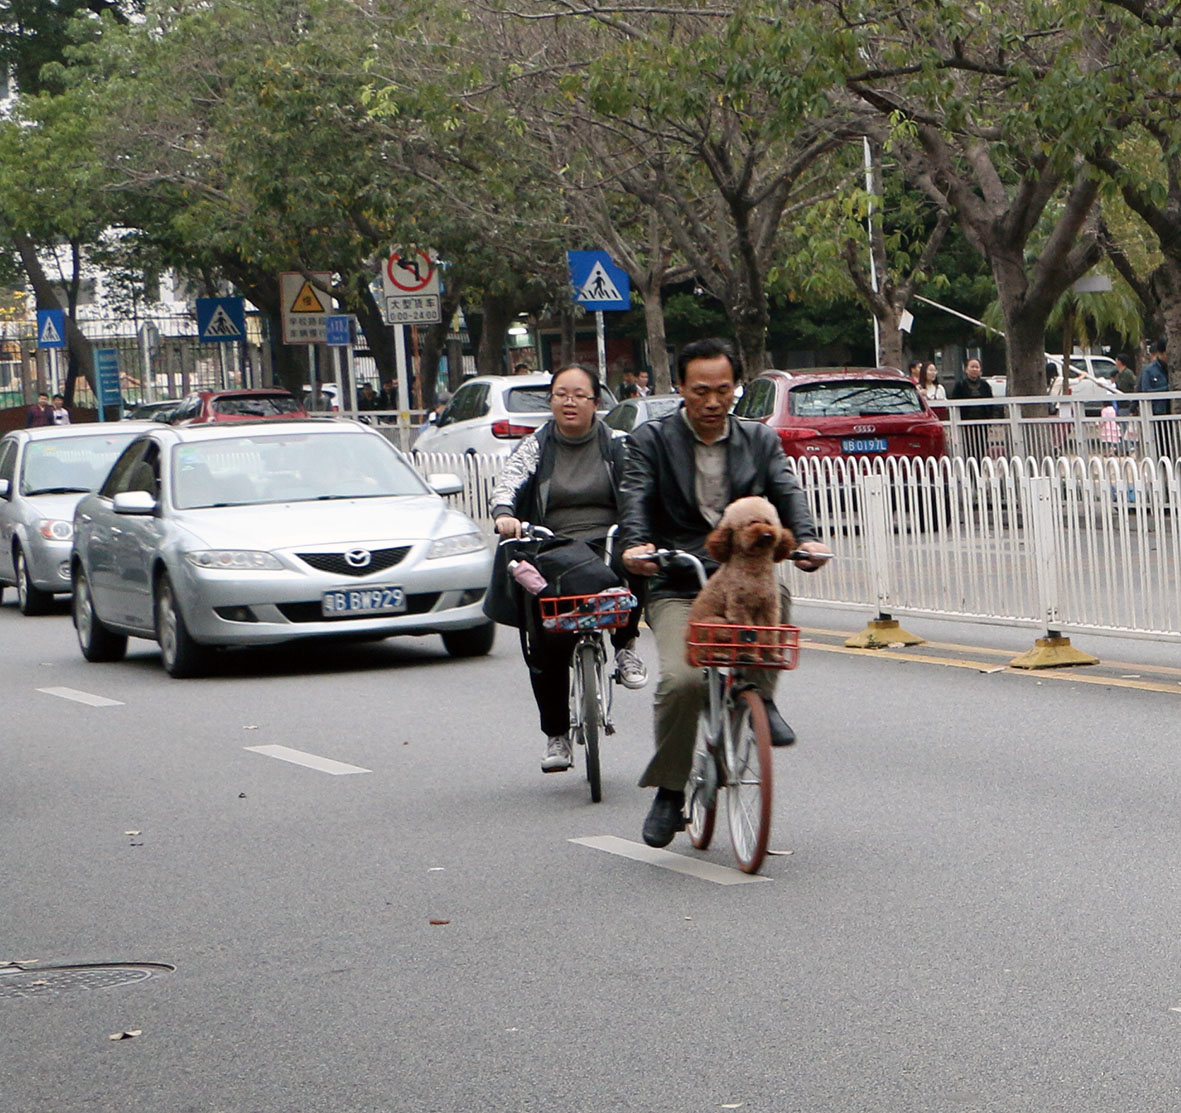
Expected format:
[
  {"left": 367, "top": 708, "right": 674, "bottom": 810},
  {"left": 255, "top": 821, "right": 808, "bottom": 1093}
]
[
  {"left": 788, "top": 381, "right": 924, "bottom": 418},
  {"left": 20, "top": 433, "right": 141, "bottom": 495},
  {"left": 212, "top": 394, "right": 302, "bottom": 417},
  {"left": 505, "top": 387, "right": 554, "bottom": 413},
  {"left": 172, "top": 432, "right": 429, "bottom": 508}
]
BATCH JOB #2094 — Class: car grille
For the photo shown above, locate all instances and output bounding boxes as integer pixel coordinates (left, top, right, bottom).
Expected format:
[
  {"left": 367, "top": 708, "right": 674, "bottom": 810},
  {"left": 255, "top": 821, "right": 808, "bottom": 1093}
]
[
  {"left": 295, "top": 545, "right": 411, "bottom": 577},
  {"left": 276, "top": 593, "right": 441, "bottom": 623}
]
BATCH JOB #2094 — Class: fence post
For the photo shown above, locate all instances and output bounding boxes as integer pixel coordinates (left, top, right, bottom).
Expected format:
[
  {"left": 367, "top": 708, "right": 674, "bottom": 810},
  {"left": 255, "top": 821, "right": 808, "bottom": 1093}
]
[
  {"left": 844, "top": 472, "right": 925, "bottom": 648},
  {"left": 1009, "top": 474, "right": 1099, "bottom": 668}
]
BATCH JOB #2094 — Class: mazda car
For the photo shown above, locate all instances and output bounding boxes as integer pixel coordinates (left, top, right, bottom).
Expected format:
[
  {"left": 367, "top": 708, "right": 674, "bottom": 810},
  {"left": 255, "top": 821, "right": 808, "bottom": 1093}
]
[{"left": 71, "top": 420, "right": 494, "bottom": 676}]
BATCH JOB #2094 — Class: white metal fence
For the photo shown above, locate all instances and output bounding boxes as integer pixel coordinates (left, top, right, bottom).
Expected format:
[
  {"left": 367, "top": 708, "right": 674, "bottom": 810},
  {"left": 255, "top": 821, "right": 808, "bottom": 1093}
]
[{"left": 413, "top": 448, "right": 1181, "bottom": 644}]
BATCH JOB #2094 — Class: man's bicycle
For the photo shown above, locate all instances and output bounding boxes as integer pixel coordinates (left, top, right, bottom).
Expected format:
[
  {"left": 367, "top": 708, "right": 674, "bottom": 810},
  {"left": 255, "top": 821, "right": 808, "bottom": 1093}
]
[
  {"left": 651, "top": 548, "right": 827, "bottom": 874},
  {"left": 508, "top": 525, "right": 636, "bottom": 803}
]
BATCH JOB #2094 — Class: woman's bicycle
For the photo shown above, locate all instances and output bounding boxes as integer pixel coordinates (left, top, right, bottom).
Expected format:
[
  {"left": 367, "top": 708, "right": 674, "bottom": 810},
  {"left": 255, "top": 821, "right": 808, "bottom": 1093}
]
[
  {"left": 509, "top": 524, "right": 636, "bottom": 803},
  {"left": 651, "top": 547, "right": 828, "bottom": 874}
]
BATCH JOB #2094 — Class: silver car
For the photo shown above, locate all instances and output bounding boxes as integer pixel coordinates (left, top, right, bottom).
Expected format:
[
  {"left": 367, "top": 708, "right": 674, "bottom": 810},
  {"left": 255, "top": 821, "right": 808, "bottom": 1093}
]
[
  {"left": 71, "top": 420, "right": 495, "bottom": 677},
  {"left": 0, "top": 425, "right": 149, "bottom": 614}
]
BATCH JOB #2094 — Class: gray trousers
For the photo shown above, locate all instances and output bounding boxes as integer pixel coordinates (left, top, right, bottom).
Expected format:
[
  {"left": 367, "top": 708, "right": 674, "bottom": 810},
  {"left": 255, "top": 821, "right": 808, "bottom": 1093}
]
[{"left": 638, "top": 587, "right": 790, "bottom": 791}]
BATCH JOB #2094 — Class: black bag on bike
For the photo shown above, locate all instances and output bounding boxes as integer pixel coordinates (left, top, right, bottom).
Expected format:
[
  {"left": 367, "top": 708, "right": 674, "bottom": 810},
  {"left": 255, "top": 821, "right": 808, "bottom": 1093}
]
[{"left": 483, "top": 536, "right": 620, "bottom": 628}]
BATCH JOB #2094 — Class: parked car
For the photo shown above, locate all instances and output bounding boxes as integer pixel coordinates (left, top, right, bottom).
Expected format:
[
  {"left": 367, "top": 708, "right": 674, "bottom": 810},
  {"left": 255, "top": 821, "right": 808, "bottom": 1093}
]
[
  {"left": 413, "top": 373, "right": 617, "bottom": 456},
  {"left": 0, "top": 425, "right": 150, "bottom": 613},
  {"left": 125, "top": 399, "right": 182, "bottom": 422},
  {"left": 1047, "top": 355, "right": 1122, "bottom": 414},
  {"left": 732, "top": 368, "right": 947, "bottom": 461},
  {"left": 602, "top": 394, "right": 682, "bottom": 436},
  {"left": 71, "top": 420, "right": 495, "bottom": 676},
  {"left": 169, "top": 389, "right": 307, "bottom": 425}
]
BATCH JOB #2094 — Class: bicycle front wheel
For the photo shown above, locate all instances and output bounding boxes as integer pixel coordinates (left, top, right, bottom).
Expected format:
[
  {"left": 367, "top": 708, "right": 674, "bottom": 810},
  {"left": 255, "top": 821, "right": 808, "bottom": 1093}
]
[
  {"left": 685, "top": 712, "right": 717, "bottom": 849},
  {"left": 575, "top": 641, "right": 602, "bottom": 803},
  {"left": 725, "top": 689, "right": 773, "bottom": 873}
]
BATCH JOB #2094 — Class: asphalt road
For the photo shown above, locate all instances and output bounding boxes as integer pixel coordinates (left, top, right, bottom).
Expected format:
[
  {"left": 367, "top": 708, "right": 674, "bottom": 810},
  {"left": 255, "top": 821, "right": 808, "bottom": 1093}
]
[{"left": 3, "top": 595, "right": 1180, "bottom": 1113}]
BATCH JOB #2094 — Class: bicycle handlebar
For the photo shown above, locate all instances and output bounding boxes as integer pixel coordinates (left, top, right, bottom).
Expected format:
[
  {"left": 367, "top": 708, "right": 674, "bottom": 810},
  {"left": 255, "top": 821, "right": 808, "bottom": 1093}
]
[{"left": 645, "top": 546, "right": 834, "bottom": 588}]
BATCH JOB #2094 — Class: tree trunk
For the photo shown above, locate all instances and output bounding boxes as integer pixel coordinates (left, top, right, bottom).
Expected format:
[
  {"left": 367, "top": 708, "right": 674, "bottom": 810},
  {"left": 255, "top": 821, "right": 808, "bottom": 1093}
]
[
  {"left": 1150, "top": 258, "right": 1181, "bottom": 410},
  {"left": 475, "top": 292, "right": 515, "bottom": 376},
  {"left": 637, "top": 275, "right": 671, "bottom": 393},
  {"left": 419, "top": 284, "right": 463, "bottom": 409},
  {"left": 1001, "top": 302, "right": 1050, "bottom": 400},
  {"left": 353, "top": 280, "right": 394, "bottom": 384},
  {"left": 731, "top": 307, "right": 768, "bottom": 380},
  {"left": 877, "top": 306, "right": 905, "bottom": 371},
  {"left": 559, "top": 304, "right": 577, "bottom": 367}
]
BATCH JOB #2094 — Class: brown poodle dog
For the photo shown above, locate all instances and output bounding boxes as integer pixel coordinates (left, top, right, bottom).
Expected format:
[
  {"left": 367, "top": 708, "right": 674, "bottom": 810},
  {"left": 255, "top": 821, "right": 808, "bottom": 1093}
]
[{"left": 686, "top": 497, "right": 796, "bottom": 662}]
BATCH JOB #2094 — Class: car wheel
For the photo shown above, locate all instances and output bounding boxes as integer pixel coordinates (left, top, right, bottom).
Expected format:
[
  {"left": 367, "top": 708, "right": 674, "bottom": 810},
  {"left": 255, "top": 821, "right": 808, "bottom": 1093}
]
[
  {"left": 441, "top": 622, "right": 495, "bottom": 658},
  {"left": 16, "top": 545, "right": 53, "bottom": 616},
  {"left": 73, "top": 566, "right": 127, "bottom": 662},
  {"left": 155, "top": 572, "right": 208, "bottom": 678}
]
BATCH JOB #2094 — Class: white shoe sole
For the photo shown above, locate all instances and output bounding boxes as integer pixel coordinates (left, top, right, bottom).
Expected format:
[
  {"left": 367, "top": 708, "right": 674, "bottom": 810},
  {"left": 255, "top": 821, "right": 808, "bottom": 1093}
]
[{"left": 541, "top": 760, "right": 573, "bottom": 773}]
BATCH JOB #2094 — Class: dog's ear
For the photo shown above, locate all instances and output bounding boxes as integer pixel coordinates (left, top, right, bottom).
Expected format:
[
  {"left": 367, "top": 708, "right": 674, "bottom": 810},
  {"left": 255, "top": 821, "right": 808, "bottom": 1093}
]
[
  {"left": 705, "top": 525, "right": 732, "bottom": 562},
  {"left": 772, "top": 527, "right": 797, "bottom": 562}
]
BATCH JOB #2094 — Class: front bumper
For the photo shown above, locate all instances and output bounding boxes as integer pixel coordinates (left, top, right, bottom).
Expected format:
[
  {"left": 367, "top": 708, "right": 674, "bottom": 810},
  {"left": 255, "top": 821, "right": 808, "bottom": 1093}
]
[{"left": 25, "top": 536, "right": 73, "bottom": 593}]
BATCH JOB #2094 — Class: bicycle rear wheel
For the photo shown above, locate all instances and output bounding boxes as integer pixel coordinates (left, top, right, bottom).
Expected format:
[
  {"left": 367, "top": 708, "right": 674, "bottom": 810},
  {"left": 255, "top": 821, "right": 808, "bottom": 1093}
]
[
  {"left": 685, "top": 713, "right": 717, "bottom": 849},
  {"left": 575, "top": 641, "right": 602, "bottom": 803},
  {"left": 725, "top": 689, "right": 773, "bottom": 873}
]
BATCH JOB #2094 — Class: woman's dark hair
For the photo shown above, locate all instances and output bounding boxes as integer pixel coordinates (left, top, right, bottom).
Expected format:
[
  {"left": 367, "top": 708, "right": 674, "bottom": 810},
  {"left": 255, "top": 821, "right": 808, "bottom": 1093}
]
[
  {"left": 674, "top": 338, "right": 743, "bottom": 385},
  {"left": 550, "top": 362, "right": 601, "bottom": 402}
]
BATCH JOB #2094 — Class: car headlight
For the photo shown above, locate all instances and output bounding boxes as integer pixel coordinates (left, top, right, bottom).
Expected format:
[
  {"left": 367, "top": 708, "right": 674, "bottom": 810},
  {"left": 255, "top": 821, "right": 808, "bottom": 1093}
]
[
  {"left": 37, "top": 519, "right": 73, "bottom": 542},
  {"left": 427, "top": 532, "right": 484, "bottom": 559},
  {"left": 185, "top": 550, "right": 284, "bottom": 571}
]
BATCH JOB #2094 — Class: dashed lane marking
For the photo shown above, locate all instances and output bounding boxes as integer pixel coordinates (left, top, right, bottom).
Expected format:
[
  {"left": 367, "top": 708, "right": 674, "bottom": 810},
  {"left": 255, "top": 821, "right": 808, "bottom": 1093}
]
[
  {"left": 245, "top": 745, "right": 371, "bottom": 775},
  {"left": 37, "top": 687, "right": 124, "bottom": 707},
  {"left": 570, "top": 835, "right": 771, "bottom": 885}
]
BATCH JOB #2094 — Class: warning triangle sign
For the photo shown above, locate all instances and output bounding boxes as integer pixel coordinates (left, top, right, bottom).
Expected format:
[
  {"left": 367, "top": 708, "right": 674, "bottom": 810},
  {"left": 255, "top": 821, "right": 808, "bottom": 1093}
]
[
  {"left": 39, "top": 316, "right": 63, "bottom": 345},
  {"left": 290, "top": 281, "right": 327, "bottom": 314},
  {"left": 578, "top": 261, "right": 622, "bottom": 304},
  {"left": 203, "top": 306, "right": 242, "bottom": 338}
]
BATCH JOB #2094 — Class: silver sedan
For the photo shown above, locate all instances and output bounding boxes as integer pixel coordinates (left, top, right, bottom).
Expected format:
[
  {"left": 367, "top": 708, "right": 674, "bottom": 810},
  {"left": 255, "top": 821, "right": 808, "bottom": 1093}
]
[
  {"left": 0, "top": 425, "right": 148, "bottom": 614},
  {"left": 71, "top": 420, "right": 495, "bottom": 676}
]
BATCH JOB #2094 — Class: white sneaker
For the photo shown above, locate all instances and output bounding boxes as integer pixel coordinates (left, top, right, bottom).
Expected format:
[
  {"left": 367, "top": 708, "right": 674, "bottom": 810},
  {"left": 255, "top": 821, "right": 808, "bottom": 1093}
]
[
  {"left": 614, "top": 642, "right": 648, "bottom": 689},
  {"left": 541, "top": 734, "right": 573, "bottom": 772}
]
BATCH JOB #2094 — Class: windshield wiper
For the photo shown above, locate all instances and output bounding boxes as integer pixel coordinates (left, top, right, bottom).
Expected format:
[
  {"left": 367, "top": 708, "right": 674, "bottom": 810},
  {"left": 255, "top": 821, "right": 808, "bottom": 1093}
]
[{"left": 26, "top": 486, "right": 90, "bottom": 495}]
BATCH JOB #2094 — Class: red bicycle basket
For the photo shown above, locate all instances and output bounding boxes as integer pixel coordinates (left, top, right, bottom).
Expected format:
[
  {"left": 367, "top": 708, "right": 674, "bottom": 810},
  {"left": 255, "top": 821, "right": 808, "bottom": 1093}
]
[
  {"left": 539, "top": 591, "right": 635, "bottom": 631},
  {"left": 686, "top": 622, "right": 801, "bottom": 669}
]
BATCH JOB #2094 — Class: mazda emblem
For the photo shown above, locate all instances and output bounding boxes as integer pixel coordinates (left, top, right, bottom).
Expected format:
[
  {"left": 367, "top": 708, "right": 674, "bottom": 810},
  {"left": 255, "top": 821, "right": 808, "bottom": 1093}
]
[{"left": 345, "top": 548, "right": 372, "bottom": 568}]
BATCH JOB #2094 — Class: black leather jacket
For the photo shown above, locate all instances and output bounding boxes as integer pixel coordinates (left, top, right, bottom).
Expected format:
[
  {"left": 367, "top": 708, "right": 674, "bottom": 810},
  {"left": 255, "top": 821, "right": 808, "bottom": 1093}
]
[{"left": 619, "top": 412, "right": 818, "bottom": 599}]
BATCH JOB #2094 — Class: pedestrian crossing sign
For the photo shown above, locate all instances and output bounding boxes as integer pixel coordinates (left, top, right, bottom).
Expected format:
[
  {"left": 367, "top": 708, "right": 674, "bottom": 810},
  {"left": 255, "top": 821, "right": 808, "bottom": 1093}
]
[
  {"left": 36, "top": 308, "right": 66, "bottom": 349},
  {"left": 196, "top": 296, "right": 247, "bottom": 344},
  {"left": 568, "top": 250, "right": 630, "bottom": 311}
]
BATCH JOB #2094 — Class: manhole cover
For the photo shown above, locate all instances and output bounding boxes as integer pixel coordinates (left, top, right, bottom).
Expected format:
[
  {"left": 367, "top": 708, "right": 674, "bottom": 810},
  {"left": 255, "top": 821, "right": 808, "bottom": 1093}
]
[{"left": 0, "top": 963, "right": 175, "bottom": 1000}]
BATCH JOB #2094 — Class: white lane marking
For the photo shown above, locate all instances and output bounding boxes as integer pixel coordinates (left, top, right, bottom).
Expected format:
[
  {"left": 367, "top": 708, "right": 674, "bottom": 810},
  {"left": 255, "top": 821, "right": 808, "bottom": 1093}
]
[
  {"left": 245, "top": 744, "right": 370, "bottom": 776},
  {"left": 37, "top": 686, "right": 124, "bottom": 708},
  {"left": 569, "top": 835, "right": 771, "bottom": 885}
]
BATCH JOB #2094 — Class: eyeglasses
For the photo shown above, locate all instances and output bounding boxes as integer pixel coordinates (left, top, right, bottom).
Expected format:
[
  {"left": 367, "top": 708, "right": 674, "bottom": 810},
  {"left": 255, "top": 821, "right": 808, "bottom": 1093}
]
[{"left": 550, "top": 391, "right": 595, "bottom": 403}]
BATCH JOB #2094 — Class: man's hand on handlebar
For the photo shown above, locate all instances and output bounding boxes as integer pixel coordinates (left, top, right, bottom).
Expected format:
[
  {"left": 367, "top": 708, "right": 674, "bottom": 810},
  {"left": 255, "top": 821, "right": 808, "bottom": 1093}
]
[
  {"left": 792, "top": 539, "right": 833, "bottom": 572},
  {"left": 622, "top": 543, "right": 659, "bottom": 576},
  {"left": 495, "top": 516, "right": 523, "bottom": 540}
]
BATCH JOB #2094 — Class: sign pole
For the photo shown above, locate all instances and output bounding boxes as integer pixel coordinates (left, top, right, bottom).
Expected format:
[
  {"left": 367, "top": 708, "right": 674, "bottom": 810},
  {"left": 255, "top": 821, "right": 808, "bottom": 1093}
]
[
  {"left": 596, "top": 311, "right": 606, "bottom": 383},
  {"left": 394, "top": 323, "right": 411, "bottom": 448},
  {"left": 346, "top": 340, "right": 357, "bottom": 415}
]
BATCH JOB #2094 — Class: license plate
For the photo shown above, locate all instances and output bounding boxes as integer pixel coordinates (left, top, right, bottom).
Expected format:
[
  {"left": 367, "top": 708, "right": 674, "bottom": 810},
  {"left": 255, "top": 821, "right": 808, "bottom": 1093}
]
[
  {"left": 841, "top": 437, "right": 888, "bottom": 454},
  {"left": 322, "top": 585, "right": 406, "bottom": 616}
]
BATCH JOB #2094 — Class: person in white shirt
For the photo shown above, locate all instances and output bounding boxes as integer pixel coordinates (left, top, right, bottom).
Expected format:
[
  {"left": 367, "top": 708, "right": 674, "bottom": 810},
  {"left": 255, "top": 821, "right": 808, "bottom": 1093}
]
[
  {"left": 51, "top": 395, "right": 70, "bottom": 425},
  {"left": 920, "top": 363, "right": 946, "bottom": 402}
]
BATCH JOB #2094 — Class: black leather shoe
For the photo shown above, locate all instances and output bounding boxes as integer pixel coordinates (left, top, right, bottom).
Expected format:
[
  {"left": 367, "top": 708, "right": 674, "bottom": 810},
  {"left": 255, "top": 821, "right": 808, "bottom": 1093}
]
[
  {"left": 763, "top": 700, "right": 796, "bottom": 747},
  {"left": 642, "top": 793, "right": 685, "bottom": 848}
]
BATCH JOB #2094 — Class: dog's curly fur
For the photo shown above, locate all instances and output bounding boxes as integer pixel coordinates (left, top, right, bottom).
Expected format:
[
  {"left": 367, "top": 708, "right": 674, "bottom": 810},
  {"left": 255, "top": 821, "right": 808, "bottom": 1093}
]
[{"left": 686, "top": 497, "right": 795, "bottom": 657}]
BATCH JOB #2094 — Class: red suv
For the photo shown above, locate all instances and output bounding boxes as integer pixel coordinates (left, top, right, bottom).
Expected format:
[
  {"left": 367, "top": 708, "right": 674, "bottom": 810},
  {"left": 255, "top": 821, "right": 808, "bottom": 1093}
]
[
  {"left": 732, "top": 368, "right": 946, "bottom": 461},
  {"left": 169, "top": 389, "right": 307, "bottom": 425}
]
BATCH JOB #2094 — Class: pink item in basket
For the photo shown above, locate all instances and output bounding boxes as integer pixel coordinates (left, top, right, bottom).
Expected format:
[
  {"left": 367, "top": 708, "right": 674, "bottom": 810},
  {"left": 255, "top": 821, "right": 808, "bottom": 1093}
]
[{"left": 509, "top": 559, "right": 548, "bottom": 595}]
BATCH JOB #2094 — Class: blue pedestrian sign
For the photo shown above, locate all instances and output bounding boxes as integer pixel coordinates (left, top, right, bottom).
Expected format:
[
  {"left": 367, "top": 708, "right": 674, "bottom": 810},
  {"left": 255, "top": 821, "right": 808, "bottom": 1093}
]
[
  {"left": 36, "top": 308, "right": 66, "bottom": 349},
  {"left": 567, "top": 250, "right": 630, "bottom": 311},
  {"left": 196, "top": 296, "right": 246, "bottom": 343},
  {"left": 325, "top": 314, "right": 351, "bottom": 347},
  {"left": 94, "top": 348, "right": 122, "bottom": 418}
]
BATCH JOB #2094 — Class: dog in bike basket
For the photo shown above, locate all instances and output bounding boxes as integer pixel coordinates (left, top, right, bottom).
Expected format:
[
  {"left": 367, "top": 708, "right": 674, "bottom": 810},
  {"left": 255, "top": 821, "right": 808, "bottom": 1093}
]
[{"left": 686, "top": 496, "right": 796, "bottom": 664}]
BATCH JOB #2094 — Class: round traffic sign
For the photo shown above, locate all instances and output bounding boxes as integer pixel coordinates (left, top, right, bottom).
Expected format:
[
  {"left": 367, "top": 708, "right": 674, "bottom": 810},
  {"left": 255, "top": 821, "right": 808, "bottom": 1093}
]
[{"left": 386, "top": 250, "right": 435, "bottom": 293}]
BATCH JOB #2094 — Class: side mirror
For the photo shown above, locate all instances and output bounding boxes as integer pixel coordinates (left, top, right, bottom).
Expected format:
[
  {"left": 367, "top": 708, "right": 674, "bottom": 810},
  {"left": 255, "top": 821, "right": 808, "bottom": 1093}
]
[
  {"left": 427, "top": 473, "right": 463, "bottom": 497},
  {"left": 0, "top": 478, "right": 9, "bottom": 499},
  {"left": 428, "top": 411, "right": 440, "bottom": 426},
  {"left": 112, "top": 490, "right": 157, "bottom": 515}
]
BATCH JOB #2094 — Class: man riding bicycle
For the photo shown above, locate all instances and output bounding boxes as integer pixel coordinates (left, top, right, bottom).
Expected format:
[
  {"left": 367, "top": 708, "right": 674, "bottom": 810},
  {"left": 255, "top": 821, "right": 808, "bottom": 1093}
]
[{"left": 620, "top": 338, "right": 830, "bottom": 848}]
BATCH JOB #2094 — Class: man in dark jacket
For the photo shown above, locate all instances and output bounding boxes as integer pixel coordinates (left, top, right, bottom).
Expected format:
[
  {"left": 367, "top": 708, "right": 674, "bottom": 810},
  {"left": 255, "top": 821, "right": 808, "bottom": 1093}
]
[
  {"left": 25, "top": 392, "right": 53, "bottom": 427},
  {"left": 620, "top": 338, "right": 830, "bottom": 848},
  {"left": 1139, "top": 339, "right": 1170, "bottom": 416}
]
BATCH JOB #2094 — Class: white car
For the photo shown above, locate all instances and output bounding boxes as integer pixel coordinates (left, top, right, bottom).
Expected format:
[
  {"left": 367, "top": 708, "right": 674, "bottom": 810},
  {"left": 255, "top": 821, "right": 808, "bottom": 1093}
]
[
  {"left": 413, "top": 373, "right": 616, "bottom": 456},
  {"left": 71, "top": 420, "right": 494, "bottom": 676}
]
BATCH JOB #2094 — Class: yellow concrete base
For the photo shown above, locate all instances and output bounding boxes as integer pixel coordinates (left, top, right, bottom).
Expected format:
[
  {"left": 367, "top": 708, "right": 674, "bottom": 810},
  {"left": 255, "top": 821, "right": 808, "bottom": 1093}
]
[
  {"left": 845, "top": 618, "right": 926, "bottom": 649},
  {"left": 1009, "top": 636, "right": 1099, "bottom": 670}
]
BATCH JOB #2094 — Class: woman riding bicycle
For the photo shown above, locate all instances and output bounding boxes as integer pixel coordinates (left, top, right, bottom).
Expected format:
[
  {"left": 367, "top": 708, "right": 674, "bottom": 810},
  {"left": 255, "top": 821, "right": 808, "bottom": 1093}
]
[{"left": 491, "top": 363, "right": 648, "bottom": 773}]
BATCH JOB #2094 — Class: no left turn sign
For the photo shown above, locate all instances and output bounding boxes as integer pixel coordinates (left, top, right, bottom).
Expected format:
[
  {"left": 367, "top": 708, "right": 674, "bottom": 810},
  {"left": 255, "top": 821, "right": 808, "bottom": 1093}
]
[{"left": 384, "top": 249, "right": 438, "bottom": 294}]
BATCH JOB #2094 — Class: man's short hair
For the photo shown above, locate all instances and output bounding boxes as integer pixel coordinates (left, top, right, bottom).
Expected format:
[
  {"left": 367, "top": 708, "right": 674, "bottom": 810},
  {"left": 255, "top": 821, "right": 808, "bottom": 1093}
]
[
  {"left": 1115, "top": 352, "right": 1131, "bottom": 366},
  {"left": 674, "top": 338, "right": 743, "bottom": 385},
  {"left": 52, "top": 394, "right": 64, "bottom": 402},
  {"left": 1153, "top": 338, "right": 1167, "bottom": 354},
  {"left": 37, "top": 392, "right": 48, "bottom": 400}
]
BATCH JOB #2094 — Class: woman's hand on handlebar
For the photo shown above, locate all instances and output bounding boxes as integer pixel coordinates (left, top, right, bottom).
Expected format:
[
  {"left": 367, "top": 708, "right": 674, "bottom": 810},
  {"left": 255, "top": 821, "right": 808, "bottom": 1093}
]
[
  {"left": 622, "top": 543, "right": 658, "bottom": 576},
  {"left": 495, "top": 516, "right": 523, "bottom": 540},
  {"left": 792, "top": 539, "right": 834, "bottom": 572}
]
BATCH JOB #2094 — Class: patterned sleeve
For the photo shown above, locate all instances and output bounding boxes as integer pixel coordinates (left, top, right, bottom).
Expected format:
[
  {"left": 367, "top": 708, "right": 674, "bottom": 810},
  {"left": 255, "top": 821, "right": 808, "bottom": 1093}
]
[{"left": 489, "top": 433, "right": 540, "bottom": 518}]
